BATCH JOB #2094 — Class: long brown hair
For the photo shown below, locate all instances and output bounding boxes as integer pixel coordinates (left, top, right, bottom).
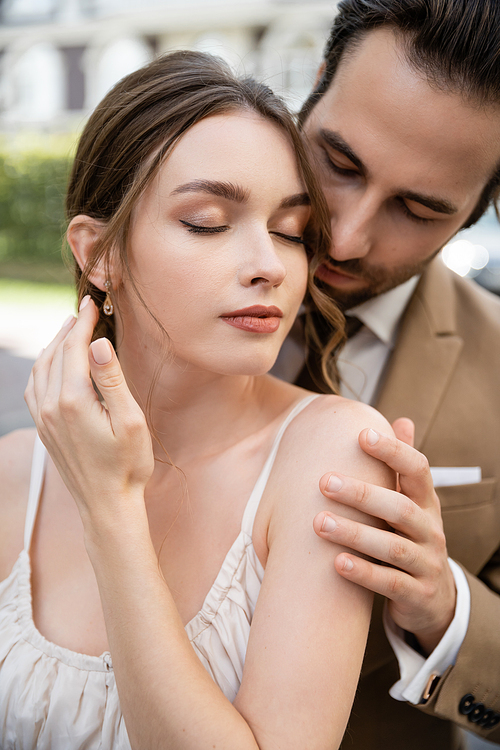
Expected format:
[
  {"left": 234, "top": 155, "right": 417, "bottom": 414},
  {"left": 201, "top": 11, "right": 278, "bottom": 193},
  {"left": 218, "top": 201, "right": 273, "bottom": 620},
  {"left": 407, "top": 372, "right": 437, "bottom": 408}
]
[{"left": 66, "top": 50, "right": 344, "bottom": 392}]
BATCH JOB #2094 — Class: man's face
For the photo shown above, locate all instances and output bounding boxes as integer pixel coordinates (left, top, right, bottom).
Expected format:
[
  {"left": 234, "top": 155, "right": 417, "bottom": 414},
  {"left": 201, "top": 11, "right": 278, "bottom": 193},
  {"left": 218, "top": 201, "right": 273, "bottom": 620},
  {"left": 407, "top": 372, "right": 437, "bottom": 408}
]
[{"left": 302, "top": 28, "right": 500, "bottom": 309}]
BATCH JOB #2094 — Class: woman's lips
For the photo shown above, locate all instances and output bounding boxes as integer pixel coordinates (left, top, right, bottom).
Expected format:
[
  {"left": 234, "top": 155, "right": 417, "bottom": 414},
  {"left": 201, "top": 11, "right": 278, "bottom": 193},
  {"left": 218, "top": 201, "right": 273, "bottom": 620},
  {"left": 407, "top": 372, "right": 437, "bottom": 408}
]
[{"left": 220, "top": 305, "right": 283, "bottom": 333}]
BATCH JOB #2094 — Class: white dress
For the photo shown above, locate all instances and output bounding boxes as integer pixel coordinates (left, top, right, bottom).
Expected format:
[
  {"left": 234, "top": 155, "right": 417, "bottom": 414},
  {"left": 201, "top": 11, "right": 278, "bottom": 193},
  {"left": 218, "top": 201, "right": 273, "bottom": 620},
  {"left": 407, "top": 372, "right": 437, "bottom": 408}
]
[{"left": 0, "top": 394, "right": 318, "bottom": 749}]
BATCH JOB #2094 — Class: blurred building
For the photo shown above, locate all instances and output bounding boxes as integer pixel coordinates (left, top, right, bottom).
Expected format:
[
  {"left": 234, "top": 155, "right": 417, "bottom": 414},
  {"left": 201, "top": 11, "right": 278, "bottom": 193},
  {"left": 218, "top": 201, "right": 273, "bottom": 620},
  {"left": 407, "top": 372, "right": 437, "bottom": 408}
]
[{"left": 0, "top": 0, "right": 338, "bottom": 131}]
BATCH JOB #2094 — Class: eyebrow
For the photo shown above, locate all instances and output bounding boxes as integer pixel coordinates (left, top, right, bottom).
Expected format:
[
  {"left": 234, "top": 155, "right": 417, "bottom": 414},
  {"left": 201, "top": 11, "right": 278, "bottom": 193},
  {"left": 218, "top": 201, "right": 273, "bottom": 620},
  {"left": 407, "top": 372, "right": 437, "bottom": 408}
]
[
  {"left": 171, "top": 179, "right": 310, "bottom": 210},
  {"left": 397, "top": 190, "right": 458, "bottom": 216},
  {"left": 171, "top": 180, "right": 249, "bottom": 202},
  {"left": 280, "top": 192, "right": 310, "bottom": 209},
  {"left": 319, "top": 129, "right": 366, "bottom": 175},
  {"left": 319, "top": 128, "right": 458, "bottom": 216}
]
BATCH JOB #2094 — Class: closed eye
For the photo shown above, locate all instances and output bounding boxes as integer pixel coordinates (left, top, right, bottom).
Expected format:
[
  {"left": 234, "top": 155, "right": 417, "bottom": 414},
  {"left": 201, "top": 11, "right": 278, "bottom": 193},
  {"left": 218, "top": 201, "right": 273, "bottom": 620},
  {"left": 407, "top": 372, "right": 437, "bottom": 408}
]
[
  {"left": 396, "top": 198, "right": 434, "bottom": 225},
  {"left": 322, "top": 149, "right": 358, "bottom": 177},
  {"left": 180, "top": 219, "right": 228, "bottom": 234},
  {"left": 271, "top": 231, "right": 305, "bottom": 245}
]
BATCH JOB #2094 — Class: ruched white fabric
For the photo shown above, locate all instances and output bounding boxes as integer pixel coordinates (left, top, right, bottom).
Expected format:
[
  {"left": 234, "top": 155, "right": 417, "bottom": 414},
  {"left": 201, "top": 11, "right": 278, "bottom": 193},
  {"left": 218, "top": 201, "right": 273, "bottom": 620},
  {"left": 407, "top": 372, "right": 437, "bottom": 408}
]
[{"left": 0, "top": 394, "right": 318, "bottom": 749}]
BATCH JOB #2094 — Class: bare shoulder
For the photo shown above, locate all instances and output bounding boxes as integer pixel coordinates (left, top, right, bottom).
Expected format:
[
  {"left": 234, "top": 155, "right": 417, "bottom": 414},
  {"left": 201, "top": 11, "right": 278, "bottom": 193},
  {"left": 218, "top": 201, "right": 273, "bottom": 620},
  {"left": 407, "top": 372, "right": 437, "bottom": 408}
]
[
  {"left": 0, "top": 428, "right": 37, "bottom": 579},
  {"left": 299, "top": 393, "right": 392, "bottom": 436},
  {"left": 280, "top": 394, "right": 394, "bottom": 485},
  {"left": 255, "top": 394, "right": 395, "bottom": 551}
]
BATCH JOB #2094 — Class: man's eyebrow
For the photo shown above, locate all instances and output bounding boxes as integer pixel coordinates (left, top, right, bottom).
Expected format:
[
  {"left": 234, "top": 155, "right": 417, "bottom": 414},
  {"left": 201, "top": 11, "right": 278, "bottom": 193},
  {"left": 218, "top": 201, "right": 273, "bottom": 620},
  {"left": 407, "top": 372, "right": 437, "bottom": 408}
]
[
  {"left": 171, "top": 180, "right": 249, "bottom": 202},
  {"left": 318, "top": 129, "right": 366, "bottom": 175},
  {"left": 319, "top": 129, "right": 458, "bottom": 215},
  {"left": 397, "top": 190, "right": 458, "bottom": 216}
]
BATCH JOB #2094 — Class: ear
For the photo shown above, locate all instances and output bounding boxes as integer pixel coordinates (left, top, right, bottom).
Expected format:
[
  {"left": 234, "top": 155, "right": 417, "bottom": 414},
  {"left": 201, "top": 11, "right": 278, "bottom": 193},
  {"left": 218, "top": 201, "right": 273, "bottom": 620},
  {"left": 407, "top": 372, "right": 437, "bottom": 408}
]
[
  {"left": 313, "top": 61, "right": 326, "bottom": 89},
  {"left": 67, "top": 215, "right": 118, "bottom": 292}
]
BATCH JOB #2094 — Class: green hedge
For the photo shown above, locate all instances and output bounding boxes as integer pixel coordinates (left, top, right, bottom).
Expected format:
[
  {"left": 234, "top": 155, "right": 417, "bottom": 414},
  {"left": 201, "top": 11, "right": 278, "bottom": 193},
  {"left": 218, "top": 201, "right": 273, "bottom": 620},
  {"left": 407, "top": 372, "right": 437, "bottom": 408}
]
[{"left": 0, "top": 151, "right": 72, "bottom": 267}]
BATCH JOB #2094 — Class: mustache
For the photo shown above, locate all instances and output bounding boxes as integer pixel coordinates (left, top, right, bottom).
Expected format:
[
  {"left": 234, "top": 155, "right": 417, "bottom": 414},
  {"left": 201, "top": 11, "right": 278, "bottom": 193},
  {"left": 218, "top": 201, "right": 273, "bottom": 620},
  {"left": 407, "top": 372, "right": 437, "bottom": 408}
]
[
  {"left": 326, "top": 259, "right": 364, "bottom": 275},
  {"left": 324, "top": 258, "right": 387, "bottom": 284}
]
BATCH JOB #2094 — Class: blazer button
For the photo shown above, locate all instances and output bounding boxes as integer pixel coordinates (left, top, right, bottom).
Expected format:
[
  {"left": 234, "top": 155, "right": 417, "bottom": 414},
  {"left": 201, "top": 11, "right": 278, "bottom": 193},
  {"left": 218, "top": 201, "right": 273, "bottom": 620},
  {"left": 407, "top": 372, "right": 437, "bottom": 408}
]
[
  {"left": 469, "top": 703, "right": 486, "bottom": 724},
  {"left": 484, "top": 712, "right": 500, "bottom": 730},
  {"left": 459, "top": 694, "right": 475, "bottom": 715},
  {"left": 478, "top": 709, "right": 496, "bottom": 728}
]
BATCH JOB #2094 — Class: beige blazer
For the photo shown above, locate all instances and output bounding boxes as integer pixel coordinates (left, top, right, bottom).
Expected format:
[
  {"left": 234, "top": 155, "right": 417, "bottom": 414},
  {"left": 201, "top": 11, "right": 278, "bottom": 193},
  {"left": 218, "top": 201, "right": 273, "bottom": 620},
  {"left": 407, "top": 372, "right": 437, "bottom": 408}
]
[{"left": 337, "top": 257, "right": 500, "bottom": 749}]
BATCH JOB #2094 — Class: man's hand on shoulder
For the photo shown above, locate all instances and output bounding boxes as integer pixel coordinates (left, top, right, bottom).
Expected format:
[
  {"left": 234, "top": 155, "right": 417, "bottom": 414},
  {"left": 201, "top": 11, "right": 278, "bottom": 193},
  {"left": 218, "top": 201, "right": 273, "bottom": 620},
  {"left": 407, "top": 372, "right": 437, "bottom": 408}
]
[{"left": 313, "top": 418, "right": 457, "bottom": 655}]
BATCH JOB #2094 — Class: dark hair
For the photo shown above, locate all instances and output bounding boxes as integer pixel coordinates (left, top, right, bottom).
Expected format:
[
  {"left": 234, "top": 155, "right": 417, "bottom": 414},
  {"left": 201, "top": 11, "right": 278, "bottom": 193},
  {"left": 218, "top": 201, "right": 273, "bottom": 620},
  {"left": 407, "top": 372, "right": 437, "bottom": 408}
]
[
  {"left": 66, "top": 50, "right": 344, "bottom": 391},
  {"left": 299, "top": 0, "right": 500, "bottom": 225}
]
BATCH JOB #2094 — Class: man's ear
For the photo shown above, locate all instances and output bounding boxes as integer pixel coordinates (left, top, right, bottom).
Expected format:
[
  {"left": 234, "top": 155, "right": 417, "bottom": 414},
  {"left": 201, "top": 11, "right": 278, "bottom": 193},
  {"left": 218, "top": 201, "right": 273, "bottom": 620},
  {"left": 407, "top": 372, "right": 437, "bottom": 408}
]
[
  {"left": 67, "top": 214, "right": 117, "bottom": 291},
  {"left": 313, "top": 61, "right": 326, "bottom": 89}
]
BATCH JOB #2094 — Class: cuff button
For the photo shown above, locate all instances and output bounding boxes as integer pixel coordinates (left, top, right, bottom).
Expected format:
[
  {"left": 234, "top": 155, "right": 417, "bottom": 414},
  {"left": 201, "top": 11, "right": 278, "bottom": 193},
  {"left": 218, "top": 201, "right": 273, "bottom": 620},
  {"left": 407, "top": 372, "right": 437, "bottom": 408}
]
[
  {"left": 478, "top": 709, "right": 496, "bottom": 728},
  {"left": 469, "top": 703, "right": 486, "bottom": 724},
  {"left": 459, "top": 694, "right": 475, "bottom": 715},
  {"left": 485, "top": 713, "right": 500, "bottom": 730}
]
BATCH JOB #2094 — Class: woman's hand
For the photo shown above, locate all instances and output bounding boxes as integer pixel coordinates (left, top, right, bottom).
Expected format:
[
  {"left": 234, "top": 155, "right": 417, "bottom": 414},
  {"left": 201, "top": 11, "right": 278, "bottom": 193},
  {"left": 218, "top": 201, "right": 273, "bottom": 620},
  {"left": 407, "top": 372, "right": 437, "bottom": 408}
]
[{"left": 24, "top": 296, "right": 154, "bottom": 531}]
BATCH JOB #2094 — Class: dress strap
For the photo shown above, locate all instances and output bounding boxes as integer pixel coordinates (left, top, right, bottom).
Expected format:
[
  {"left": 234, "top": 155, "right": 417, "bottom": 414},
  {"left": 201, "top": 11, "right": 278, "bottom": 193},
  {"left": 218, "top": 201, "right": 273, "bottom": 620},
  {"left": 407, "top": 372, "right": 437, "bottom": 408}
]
[
  {"left": 241, "top": 394, "right": 320, "bottom": 536},
  {"left": 23, "top": 400, "right": 320, "bottom": 549},
  {"left": 24, "top": 434, "right": 47, "bottom": 552}
]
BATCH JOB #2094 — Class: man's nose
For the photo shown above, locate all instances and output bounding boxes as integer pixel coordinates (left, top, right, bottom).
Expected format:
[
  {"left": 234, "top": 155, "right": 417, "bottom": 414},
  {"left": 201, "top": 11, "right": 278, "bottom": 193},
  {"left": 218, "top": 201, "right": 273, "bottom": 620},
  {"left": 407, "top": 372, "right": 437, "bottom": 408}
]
[{"left": 328, "top": 196, "right": 374, "bottom": 262}]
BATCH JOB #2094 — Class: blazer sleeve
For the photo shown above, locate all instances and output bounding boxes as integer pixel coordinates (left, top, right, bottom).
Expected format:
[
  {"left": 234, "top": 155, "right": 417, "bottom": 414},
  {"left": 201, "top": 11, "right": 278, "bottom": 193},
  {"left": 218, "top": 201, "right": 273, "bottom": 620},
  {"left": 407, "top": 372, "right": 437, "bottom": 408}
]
[{"left": 416, "top": 562, "right": 500, "bottom": 744}]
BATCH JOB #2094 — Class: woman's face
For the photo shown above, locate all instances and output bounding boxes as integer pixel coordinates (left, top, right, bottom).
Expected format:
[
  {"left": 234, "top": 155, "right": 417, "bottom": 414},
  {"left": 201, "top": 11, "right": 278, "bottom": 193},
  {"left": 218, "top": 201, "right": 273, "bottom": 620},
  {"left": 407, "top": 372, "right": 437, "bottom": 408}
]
[{"left": 120, "top": 112, "right": 310, "bottom": 377}]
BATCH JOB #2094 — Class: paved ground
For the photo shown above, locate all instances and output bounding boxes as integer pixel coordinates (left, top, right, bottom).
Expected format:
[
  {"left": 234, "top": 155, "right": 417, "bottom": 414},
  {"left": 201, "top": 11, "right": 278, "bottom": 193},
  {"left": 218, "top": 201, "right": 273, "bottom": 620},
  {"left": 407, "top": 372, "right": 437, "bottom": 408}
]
[
  {"left": 0, "top": 349, "right": 35, "bottom": 435},
  {"left": 0, "top": 292, "right": 75, "bottom": 436}
]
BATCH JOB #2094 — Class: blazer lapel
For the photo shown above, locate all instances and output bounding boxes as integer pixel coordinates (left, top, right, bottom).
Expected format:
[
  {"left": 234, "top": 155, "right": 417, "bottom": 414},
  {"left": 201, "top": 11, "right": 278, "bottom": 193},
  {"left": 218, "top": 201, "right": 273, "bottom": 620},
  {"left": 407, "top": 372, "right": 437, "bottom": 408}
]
[
  {"left": 362, "top": 260, "right": 464, "bottom": 679},
  {"left": 375, "top": 258, "right": 463, "bottom": 451}
]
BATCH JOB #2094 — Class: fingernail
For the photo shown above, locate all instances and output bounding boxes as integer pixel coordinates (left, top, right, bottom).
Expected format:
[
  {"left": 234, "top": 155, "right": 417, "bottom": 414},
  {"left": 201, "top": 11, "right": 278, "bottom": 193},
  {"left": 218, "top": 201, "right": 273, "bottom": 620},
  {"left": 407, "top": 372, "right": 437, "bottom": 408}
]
[
  {"left": 62, "top": 315, "right": 75, "bottom": 328},
  {"left": 91, "top": 338, "right": 112, "bottom": 365},
  {"left": 79, "top": 295, "right": 91, "bottom": 312},
  {"left": 342, "top": 557, "right": 354, "bottom": 572},
  {"left": 367, "top": 428, "right": 380, "bottom": 445},
  {"left": 326, "top": 474, "right": 343, "bottom": 492},
  {"left": 321, "top": 515, "right": 337, "bottom": 533},
  {"left": 36, "top": 348, "right": 44, "bottom": 359}
]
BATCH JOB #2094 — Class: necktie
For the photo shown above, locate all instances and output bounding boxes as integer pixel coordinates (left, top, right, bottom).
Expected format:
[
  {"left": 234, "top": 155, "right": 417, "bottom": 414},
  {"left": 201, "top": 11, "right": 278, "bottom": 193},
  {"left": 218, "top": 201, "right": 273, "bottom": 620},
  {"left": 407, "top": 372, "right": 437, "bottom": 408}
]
[
  {"left": 294, "top": 313, "right": 363, "bottom": 393},
  {"left": 344, "top": 314, "right": 363, "bottom": 340}
]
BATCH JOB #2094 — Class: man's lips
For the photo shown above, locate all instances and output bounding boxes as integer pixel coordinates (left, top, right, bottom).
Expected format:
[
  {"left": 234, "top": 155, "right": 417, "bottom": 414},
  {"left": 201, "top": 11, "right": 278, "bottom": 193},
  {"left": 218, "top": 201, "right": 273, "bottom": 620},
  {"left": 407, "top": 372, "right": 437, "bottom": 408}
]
[
  {"left": 315, "top": 262, "right": 364, "bottom": 287},
  {"left": 220, "top": 305, "right": 283, "bottom": 333}
]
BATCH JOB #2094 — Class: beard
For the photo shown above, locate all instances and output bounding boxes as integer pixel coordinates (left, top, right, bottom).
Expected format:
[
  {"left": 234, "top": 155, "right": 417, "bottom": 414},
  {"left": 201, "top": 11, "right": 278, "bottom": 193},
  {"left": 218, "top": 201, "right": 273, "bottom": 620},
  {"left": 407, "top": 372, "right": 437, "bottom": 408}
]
[{"left": 316, "top": 249, "right": 441, "bottom": 311}]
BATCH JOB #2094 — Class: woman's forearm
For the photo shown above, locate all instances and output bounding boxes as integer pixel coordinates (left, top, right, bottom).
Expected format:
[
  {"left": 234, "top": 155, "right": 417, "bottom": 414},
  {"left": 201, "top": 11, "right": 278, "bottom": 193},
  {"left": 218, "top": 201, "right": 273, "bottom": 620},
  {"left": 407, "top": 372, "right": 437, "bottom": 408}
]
[{"left": 84, "top": 506, "right": 260, "bottom": 750}]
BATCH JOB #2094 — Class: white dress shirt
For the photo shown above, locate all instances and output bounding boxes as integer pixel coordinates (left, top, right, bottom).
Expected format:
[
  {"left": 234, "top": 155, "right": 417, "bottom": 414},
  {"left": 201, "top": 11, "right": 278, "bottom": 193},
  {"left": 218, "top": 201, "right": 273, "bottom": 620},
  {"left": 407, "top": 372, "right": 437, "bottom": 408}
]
[
  {"left": 338, "top": 276, "right": 420, "bottom": 404},
  {"left": 272, "top": 274, "right": 471, "bottom": 704}
]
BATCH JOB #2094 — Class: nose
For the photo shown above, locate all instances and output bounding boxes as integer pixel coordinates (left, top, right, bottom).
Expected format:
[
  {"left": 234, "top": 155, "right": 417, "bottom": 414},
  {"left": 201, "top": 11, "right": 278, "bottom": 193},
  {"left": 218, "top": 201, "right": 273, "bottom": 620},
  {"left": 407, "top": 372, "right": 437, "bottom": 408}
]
[
  {"left": 328, "top": 193, "right": 375, "bottom": 262},
  {"left": 239, "top": 232, "right": 287, "bottom": 288}
]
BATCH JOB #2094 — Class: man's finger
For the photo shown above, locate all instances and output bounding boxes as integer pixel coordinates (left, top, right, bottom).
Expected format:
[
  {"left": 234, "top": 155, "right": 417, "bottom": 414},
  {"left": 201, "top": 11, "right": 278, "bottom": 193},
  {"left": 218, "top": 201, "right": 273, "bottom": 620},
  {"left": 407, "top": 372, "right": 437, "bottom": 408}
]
[
  {"left": 358, "top": 428, "right": 436, "bottom": 509},
  {"left": 317, "top": 473, "right": 428, "bottom": 540},
  {"left": 314, "top": 511, "right": 425, "bottom": 575},
  {"left": 391, "top": 418, "right": 415, "bottom": 491},
  {"left": 333, "top": 550, "right": 416, "bottom": 603},
  {"left": 392, "top": 417, "right": 415, "bottom": 447}
]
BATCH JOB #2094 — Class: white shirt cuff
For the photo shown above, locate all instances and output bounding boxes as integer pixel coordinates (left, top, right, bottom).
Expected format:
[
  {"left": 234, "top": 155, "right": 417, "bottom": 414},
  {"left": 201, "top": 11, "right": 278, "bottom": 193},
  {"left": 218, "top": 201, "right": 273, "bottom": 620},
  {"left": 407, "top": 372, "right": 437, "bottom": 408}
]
[{"left": 383, "top": 558, "right": 470, "bottom": 704}]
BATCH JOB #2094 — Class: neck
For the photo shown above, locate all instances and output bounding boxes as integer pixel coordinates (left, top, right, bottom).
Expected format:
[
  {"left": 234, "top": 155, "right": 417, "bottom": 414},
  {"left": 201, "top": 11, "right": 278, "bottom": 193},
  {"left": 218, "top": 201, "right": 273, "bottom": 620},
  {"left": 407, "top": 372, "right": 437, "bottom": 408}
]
[{"left": 117, "top": 342, "right": 287, "bottom": 468}]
